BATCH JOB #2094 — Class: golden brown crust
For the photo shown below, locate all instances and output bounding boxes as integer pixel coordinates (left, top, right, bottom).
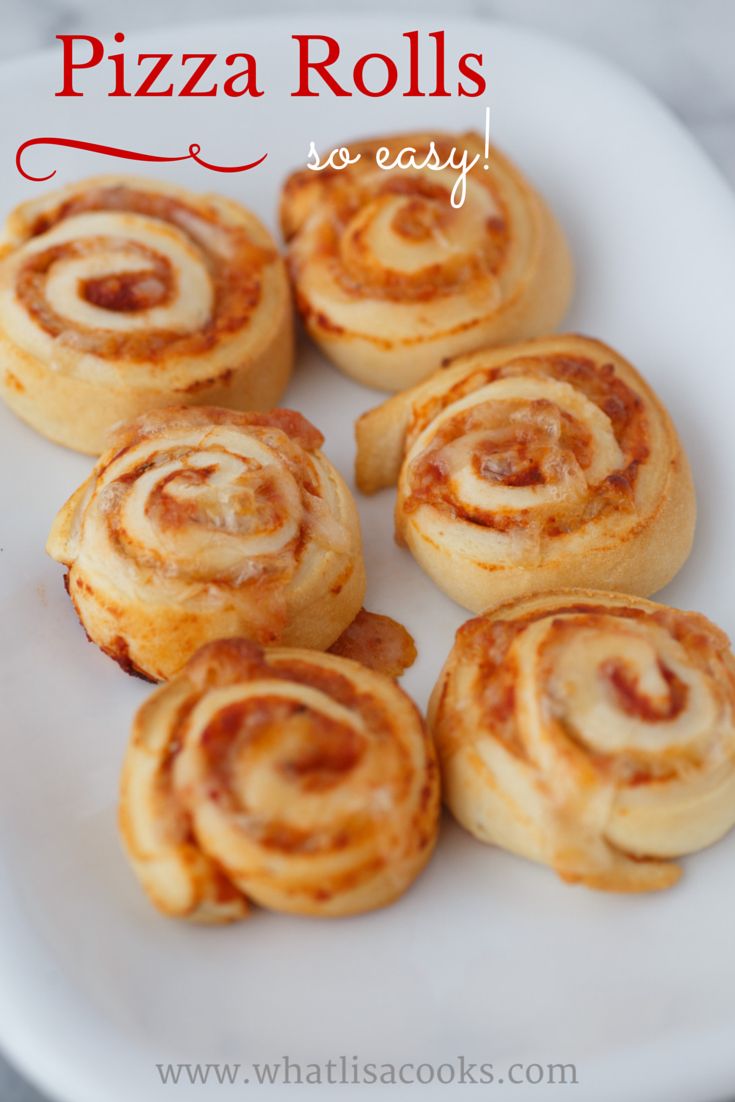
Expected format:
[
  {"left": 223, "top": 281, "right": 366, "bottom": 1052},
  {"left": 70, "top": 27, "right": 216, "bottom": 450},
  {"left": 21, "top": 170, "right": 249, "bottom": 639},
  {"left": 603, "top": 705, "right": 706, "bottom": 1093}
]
[
  {"left": 281, "top": 133, "right": 573, "bottom": 391},
  {"left": 328, "top": 609, "right": 417, "bottom": 678},
  {"left": 47, "top": 406, "right": 366, "bottom": 681},
  {"left": 356, "top": 334, "right": 696, "bottom": 609},
  {"left": 429, "top": 588, "right": 735, "bottom": 892},
  {"left": 120, "top": 639, "right": 440, "bottom": 921},
  {"left": 0, "top": 175, "right": 293, "bottom": 453}
]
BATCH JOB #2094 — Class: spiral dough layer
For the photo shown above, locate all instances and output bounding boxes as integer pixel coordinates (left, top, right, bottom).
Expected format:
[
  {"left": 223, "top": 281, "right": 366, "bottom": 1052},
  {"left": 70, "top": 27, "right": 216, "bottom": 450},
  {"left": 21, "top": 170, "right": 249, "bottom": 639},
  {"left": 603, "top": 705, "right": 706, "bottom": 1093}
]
[
  {"left": 0, "top": 175, "right": 293, "bottom": 453},
  {"left": 47, "top": 406, "right": 365, "bottom": 681},
  {"left": 430, "top": 589, "right": 735, "bottom": 892},
  {"left": 281, "top": 133, "right": 573, "bottom": 391},
  {"left": 120, "top": 638, "right": 440, "bottom": 921},
  {"left": 356, "top": 335, "right": 695, "bottom": 609}
]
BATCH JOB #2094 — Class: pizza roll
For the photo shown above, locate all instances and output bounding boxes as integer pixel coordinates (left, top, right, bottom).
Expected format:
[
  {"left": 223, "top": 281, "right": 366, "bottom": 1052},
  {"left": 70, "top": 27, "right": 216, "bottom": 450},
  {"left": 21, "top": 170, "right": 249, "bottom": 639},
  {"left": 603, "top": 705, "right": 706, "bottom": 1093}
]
[
  {"left": 281, "top": 133, "right": 572, "bottom": 391},
  {"left": 430, "top": 589, "right": 735, "bottom": 892},
  {"left": 0, "top": 175, "right": 293, "bottom": 453},
  {"left": 120, "top": 638, "right": 439, "bottom": 921},
  {"left": 356, "top": 334, "right": 695, "bottom": 609},
  {"left": 47, "top": 406, "right": 365, "bottom": 680}
]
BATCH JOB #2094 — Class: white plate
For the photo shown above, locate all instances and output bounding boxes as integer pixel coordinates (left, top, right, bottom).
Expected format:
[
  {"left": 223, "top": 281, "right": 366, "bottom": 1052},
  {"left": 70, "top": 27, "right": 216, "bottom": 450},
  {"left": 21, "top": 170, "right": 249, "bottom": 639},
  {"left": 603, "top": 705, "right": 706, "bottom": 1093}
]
[{"left": 1, "top": 15, "right": 735, "bottom": 1102}]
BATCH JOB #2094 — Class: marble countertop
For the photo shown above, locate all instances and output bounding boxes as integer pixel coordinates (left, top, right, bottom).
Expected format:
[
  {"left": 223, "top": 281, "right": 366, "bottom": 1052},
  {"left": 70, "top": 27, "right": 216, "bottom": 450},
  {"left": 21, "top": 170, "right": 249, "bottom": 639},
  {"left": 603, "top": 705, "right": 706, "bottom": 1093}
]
[{"left": 1, "top": 2, "right": 733, "bottom": 1100}]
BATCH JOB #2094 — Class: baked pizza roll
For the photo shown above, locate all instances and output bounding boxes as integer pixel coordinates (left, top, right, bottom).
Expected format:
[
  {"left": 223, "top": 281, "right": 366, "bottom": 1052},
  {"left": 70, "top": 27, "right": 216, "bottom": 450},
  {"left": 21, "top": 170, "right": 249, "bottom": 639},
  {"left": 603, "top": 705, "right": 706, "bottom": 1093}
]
[
  {"left": 0, "top": 175, "right": 293, "bottom": 453},
  {"left": 281, "top": 133, "right": 572, "bottom": 391},
  {"left": 356, "top": 335, "right": 695, "bottom": 609},
  {"left": 47, "top": 407, "right": 365, "bottom": 681},
  {"left": 120, "top": 638, "right": 439, "bottom": 921},
  {"left": 430, "top": 589, "right": 735, "bottom": 892}
]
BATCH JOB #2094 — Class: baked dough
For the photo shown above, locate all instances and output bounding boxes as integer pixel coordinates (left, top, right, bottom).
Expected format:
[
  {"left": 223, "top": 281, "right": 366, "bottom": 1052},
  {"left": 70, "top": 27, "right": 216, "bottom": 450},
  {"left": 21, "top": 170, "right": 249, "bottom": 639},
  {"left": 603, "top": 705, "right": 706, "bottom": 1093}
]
[
  {"left": 0, "top": 175, "right": 293, "bottom": 453},
  {"left": 120, "top": 638, "right": 440, "bottom": 921},
  {"left": 281, "top": 133, "right": 572, "bottom": 391},
  {"left": 47, "top": 406, "right": 365, "bottom": 680},
  {"left": 430, "top": 589, "right": 735, "bottom": 892},
  {"left": 356, "top": 334, "right": 695, "bottom": 609}
]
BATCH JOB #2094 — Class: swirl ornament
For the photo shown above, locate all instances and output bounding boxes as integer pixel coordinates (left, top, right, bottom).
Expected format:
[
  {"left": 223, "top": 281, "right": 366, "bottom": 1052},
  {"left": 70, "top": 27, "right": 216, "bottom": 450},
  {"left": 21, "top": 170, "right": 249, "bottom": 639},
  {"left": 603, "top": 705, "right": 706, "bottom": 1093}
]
[
  {"left": 356, "top": 335, "right": 695, "bottom": 609},
  {"left": 0, "top": 175, "right": 293, "bottom": 454},
  {"left": 280, "top": 133, "right": 573, "bottom": 391},
  {"left": 430, "top": 589, "right": 735, "bottom": 892},
  {"left": 120, "top": 638, "right": 440, "bottom": 922},
  {"left": 47, "top": 406, "right": 366, "bottom": 681}
]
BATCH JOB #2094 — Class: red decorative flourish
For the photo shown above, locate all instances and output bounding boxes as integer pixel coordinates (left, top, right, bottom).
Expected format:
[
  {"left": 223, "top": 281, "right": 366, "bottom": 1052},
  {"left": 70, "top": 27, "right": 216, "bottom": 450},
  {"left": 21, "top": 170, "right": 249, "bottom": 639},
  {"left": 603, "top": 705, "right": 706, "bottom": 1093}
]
[{"left": 16, "top": 138, "right": 268, "bottom": 182}]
